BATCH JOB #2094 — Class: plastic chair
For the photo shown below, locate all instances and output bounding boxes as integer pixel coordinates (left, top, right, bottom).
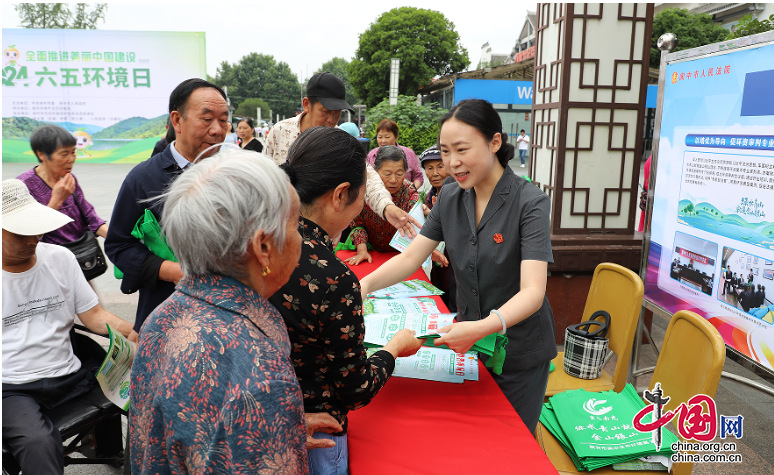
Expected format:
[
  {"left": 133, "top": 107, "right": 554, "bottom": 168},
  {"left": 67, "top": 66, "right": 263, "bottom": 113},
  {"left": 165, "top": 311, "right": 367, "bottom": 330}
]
[
  {"left": 2, "top": 326, "right": 125, "bottom": 474},
  {"left": 546, "top": 263, "right": 644, "bottom": 396},
  {"left": 535, "top": 310, "right": 727, "bottom": 475}
]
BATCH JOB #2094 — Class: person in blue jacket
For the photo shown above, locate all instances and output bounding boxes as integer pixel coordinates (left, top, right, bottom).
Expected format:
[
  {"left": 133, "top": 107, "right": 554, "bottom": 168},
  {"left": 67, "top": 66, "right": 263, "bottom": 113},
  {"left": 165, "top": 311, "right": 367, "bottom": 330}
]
[{"left": 105, "top": 78, "right": 229, "bottom": 339}]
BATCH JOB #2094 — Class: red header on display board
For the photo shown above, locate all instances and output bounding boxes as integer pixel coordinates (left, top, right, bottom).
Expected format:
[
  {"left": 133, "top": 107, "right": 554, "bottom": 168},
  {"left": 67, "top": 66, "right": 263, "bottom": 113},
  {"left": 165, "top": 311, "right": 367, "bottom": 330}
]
[{"left": 677, "top": 247, "right": 709, "bottom": 265}]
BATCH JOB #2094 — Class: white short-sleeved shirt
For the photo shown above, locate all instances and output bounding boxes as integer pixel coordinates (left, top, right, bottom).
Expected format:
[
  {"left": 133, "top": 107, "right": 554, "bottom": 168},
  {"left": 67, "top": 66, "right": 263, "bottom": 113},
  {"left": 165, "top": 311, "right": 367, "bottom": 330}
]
[
  {"left": 518, "top": 134, "right": 530, "bottom": 150},
  {"left": 2, "top": 243, "right": 99, "bottom": 384}
]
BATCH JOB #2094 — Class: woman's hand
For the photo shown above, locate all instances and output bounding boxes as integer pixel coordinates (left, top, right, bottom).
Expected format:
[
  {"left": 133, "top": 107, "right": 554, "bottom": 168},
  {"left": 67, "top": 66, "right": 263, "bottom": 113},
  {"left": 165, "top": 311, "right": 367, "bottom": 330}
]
[
  {"left": 95, "top": 223, "right": 108, "bottom": 239},
  {"left": 48, "top": 173, "right": 75, "bottom": 209},
  {"left": 348, "top": 245, "right": 372, "bottom": 266},
  {"left": 384, "top": 204, "right": 420, "bottom": 238},
  {"left": 305, "top": 413, "right": 343, "bottom": 450},
  {"left": 383, "top": 328, "right": 426, "bottom": 358},
  {"left": 159, "top": 260, "right": 184, "bottom": 284},
  {"left": 422, "top": 204, "right": 431, "bottom": 217},
  {"left": 434, "top": 321, "right": 489, "bottom": 354},
  {"left": 431, "top": 249, "right": 448, "bottom": 267}
]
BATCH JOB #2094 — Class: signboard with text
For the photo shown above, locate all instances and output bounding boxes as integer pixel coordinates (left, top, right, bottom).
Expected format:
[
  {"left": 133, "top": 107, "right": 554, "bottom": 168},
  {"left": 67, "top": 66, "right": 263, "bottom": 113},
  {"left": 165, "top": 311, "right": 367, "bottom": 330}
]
[
  {"left": 2, "top": 29, "right": 206, "bottom": 163},
  {"left": 646, "top": 34, "right": 774, "bottom": 371}
]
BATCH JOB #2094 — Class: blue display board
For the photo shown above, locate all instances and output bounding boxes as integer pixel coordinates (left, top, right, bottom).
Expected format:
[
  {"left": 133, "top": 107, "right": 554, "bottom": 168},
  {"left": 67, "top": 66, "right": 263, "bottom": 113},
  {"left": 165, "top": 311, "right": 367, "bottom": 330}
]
[{"left": 645, "top": 34, "right": 774, "bottom": 370}]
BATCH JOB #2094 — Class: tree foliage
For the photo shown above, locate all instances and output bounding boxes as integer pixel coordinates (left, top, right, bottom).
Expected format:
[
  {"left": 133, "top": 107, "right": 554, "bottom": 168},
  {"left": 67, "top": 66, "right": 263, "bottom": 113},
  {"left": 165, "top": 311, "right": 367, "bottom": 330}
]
[
  {"left": 214, "top": 53, "right": 303, "bottom": 118},
  {"left": 315, "top": 57, "right": 359, "bottom": 107},
  {"left": 348, "top": 7, "right": 469, "bottom": 107},
  {"left": 650, "top": 8, "right": 728, "bottom": 67},
  {"left": 234, "top": 98, "right": 271, "bottom": 120},
  {"left": 728, "top": 13, "right": 774, "bottom": 39},
  {"left": 14, "top": 3, "right": 107, "bottom": 29},
  {"left": 364, "top": 95, "right": 446, "bottom": 154}
]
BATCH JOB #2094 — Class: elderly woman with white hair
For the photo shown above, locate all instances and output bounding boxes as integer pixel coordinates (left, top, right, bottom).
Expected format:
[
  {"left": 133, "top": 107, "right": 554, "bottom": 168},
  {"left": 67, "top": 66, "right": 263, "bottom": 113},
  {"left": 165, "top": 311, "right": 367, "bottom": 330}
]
[{"left": 128, "top": 148, "right": 342, "bottom": 474}]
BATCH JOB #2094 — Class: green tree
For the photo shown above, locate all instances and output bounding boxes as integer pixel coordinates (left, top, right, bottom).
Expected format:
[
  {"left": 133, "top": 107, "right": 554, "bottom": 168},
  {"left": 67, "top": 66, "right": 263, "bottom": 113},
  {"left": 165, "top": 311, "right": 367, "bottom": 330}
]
[
  {"left": 348, "top": 7, "right": 469, "bottom": 107},
  {"left": 315, "top": 57, "right": 360, "bottom": 107},
  {"left": 14, "top": 3, "right": 107, "bottom": 29},
  {"left": 364, "top": 95, "right": 446, "bottom": 153},
  {"left": 214, "top": 53, "right": 303, "bottom": 118},
  {"left": 477, "top": 58, "right": 507, "bottom": 69},
  {"left": 234, "top": 98, "right": 271, "bottom": 121},
  {"left": 728, "top": 13, "right": 774, "bottom": 39},
  {"left": 650, "top": 8, "right": 728, "bottom": 67}
]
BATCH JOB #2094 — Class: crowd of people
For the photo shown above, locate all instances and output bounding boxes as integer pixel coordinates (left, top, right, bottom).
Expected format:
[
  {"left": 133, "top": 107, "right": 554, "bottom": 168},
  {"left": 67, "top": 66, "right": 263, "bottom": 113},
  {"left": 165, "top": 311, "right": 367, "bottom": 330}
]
[
  {"left": 3, "top": 72, "right": 555, "bottom": 474},
  {"left": 722, "top": 266, "right": 767, "bottom": 313}
]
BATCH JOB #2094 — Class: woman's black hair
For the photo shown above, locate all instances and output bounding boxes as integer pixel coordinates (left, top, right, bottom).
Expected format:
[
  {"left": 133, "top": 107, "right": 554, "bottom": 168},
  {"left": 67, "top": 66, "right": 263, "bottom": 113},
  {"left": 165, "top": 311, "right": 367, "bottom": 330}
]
[
  {"left": 29, "top": 124, "right": 77, "bottom": 162},
  {"left": 439, "top": 99, "right": 515, "bottom": 167},
  {"left": 238, "top": 117, "right": 255, "bottom": 137},
  {"left": 283, "top": 126, "right": 366, "bottom": 206},
  {"left": 373, "top": 145, "right": 407, "bottom": 172},
  {"left": 165, "top": 115, "right": 176, "bottom": 144}
]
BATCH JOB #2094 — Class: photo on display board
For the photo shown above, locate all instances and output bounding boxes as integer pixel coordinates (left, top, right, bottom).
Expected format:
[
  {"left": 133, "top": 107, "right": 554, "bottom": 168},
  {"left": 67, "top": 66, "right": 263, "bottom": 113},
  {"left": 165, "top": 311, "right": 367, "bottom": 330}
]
[
  {"left": 669, "top": 231, "right": 717, "bottom": 296},
  {"left": 719, "top": 246, "right": 772, "bottom": 323}
]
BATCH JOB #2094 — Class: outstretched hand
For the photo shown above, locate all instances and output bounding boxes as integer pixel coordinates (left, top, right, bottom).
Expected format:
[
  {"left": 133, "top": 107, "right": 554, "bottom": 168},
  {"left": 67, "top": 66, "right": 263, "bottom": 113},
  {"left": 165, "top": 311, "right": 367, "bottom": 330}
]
[
  {"left": 384, "top": 204, "right": 421, "bottom": 238},
  {"left": 434, "top": 322, "right": 485, "bottom": 354}
]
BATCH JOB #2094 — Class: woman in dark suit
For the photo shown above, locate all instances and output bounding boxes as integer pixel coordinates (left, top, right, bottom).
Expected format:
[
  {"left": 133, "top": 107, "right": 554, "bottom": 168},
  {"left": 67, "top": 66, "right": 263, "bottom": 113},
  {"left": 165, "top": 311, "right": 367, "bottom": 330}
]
[{"left": 360, "top": 99, "right": 557, "bottom": 433}]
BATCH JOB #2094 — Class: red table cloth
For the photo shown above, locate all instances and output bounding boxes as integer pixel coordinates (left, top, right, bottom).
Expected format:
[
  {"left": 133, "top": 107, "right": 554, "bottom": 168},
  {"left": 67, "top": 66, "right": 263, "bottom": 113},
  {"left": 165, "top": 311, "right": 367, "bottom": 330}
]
[{"left": 337, "top": 250, "right": 557, "bottom": 475}]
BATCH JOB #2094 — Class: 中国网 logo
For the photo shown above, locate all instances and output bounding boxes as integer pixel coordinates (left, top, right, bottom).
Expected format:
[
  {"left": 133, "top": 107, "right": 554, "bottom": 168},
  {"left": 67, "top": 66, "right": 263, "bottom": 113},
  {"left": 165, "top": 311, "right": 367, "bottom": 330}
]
[{"left": 634, "top": 383, "right": 744, "bottom": 464}]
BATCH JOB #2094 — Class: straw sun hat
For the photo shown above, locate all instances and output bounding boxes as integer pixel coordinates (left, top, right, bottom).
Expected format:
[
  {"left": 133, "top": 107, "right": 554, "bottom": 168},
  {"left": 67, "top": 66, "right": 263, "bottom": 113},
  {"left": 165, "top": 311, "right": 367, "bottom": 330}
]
[{"left": 2, "top": 179, "right": 73, "bottom": 236}]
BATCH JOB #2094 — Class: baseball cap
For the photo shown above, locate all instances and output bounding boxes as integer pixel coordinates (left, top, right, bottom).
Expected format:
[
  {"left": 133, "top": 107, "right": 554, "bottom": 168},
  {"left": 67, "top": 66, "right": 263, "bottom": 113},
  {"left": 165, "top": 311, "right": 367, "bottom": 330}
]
[
  {"left": 338, "top": 122, "right": 360, "bottom": 138},
  {"left": 419, "top": 145, "right": 442, "bottom": 165},
  {"left": 2, "top": 179, "right": 73, "bottom": 236},
  {"left": 307, "top": 72, "right": 354, "bottom": 113}
]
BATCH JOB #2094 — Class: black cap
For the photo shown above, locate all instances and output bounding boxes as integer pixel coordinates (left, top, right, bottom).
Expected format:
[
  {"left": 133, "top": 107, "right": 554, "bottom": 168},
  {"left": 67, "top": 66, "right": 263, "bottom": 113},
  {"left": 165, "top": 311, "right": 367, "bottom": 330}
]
[{"left": 306, "top": 72, "right": 353, "bottom": 113}]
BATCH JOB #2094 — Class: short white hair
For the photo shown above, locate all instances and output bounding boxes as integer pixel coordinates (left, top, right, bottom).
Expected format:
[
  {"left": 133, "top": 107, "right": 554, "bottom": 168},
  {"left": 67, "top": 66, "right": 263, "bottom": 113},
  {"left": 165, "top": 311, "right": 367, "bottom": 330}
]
[{"left": 161, "top": 149, "right": 291, "bottom": 279}]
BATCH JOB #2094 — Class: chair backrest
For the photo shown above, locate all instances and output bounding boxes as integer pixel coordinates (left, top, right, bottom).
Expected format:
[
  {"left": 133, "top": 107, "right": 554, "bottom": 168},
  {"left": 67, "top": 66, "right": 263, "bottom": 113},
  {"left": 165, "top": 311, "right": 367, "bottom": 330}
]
[
  {"left": 580, "top": 263, "right": 644, "bottom": 392},
  {"left": 650, "top": 310, "right": 726, "bottom": 475},
  {"left": 651, "top": 310, "right": 725, "bottom": 411}
]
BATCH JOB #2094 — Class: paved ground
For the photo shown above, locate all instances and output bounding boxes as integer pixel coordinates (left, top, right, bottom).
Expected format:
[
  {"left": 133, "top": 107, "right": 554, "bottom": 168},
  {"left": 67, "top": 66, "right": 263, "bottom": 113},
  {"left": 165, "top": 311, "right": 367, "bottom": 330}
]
[{"left": 4, "top": 158, "right": 773, "bottom": 474}]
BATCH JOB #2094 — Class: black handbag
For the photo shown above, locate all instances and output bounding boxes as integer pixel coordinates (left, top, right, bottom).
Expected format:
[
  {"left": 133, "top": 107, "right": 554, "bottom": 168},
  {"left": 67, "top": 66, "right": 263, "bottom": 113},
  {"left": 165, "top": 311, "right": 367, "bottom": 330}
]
[
  {"left": 563, "top": 310, "right": 611, "bottom": 380},
  {"left": 59, "top": 196, "right": 108, "bottom": 281}
]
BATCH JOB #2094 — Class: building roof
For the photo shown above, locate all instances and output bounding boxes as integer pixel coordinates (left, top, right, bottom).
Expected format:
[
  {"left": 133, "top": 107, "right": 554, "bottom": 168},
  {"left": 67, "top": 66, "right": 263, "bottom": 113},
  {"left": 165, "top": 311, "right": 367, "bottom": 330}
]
[{"left": 419, "top": 60, "right": 535, "bottom": 94}]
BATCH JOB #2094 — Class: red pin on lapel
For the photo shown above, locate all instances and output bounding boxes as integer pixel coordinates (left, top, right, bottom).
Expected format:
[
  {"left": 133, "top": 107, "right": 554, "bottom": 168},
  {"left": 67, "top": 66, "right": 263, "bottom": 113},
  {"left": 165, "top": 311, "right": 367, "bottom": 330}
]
[{"left": 494, "top": 233, "right": 504, "bottom": 244}]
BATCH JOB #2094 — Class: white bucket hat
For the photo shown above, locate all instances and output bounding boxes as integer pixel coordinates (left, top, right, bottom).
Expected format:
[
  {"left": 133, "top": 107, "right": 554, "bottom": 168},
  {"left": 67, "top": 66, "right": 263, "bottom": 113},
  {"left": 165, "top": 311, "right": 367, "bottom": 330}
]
[{"left": 2, "top": 179, "right": 73, "bottom": 236}]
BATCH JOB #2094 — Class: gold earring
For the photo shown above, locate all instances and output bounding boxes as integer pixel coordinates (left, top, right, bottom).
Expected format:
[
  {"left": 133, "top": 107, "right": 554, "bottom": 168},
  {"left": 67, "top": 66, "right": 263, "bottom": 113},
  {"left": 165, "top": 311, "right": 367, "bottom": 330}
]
[{"left": 261, "top": 267, "right": 271, "bottom": 277}]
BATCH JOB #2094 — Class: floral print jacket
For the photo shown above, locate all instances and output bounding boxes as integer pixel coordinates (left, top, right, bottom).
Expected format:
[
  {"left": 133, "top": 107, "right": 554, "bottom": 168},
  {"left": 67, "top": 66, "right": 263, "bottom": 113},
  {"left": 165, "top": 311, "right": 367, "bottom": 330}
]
[
  {"left": 269, "top": 217, "right": 395, "bottom": 434},
  {"left": 129, "top": 274, "right": 307, "bottom": 474}
]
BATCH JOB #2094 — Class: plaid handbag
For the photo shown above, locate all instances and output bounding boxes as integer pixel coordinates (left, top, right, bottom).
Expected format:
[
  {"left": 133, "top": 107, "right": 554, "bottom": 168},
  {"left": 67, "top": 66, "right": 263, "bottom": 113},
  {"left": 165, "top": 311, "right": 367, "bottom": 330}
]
[{"left": 563, "top": 310, "right": 610, "bottom": 380}]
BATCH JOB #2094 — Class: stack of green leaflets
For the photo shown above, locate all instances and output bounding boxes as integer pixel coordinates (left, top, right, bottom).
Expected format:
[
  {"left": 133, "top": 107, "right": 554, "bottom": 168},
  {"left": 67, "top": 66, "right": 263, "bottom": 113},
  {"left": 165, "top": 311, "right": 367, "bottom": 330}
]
[
  {"left": 362, "top": 297, "right": 441, "bottom": 316},
  {"left": 363, "top": 313, "right": 457, "bottom": 348},
  {"left": 367, "top": 279, "right": 444, "bottom": 299},
  {"left": 362, "top": 308, "right": 504, "bottom": 358},
  {"left": 539, "top": 384, "right": 677, "bottom": 471},
  {"left": 365, "top": 346, "right": 479, "bottom": 383}
]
